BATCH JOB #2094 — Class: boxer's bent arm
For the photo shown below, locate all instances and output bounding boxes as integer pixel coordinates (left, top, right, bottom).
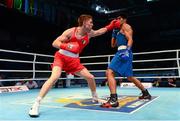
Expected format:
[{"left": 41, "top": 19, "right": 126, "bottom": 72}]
[
  {"left": 123, "top": 24, "right": 133, "bottom": 47},
  {"left": 52, "top": 28, "right": 73, "bottom": 49},
  {"left": 89, "top": 28, "right": 108, "bottom": 38}
]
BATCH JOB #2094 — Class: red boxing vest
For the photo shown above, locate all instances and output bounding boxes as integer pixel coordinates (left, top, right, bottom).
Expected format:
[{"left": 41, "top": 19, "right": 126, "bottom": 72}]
[{"left": 69, "top": 27, "right": 89, "bottom": 53}]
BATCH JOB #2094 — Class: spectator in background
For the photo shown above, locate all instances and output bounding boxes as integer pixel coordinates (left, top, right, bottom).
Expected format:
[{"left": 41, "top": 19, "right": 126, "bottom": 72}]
[
  {"left": 66, "top": 73, "right": 74, "bottom": 88},
  {"left": 167, "top": 78, "right": 176, "bottom": 87},
  {"left": 25, "top": 80, "right": 38, "bottom": 89},
  {"left": 36, "top": 80, "right": 45, "bottom": 89},
  {"left": 153, "top": 78, "right": 162, "bottom": 87},
  {"left": 0, "top": 74, "right": 4, "bottom": 87},
  {"left": 0, "top": 74, "right": 14, "bottom": 86},
  {"left": 15, "top": 80, "right": 25, "bottom": 86}
]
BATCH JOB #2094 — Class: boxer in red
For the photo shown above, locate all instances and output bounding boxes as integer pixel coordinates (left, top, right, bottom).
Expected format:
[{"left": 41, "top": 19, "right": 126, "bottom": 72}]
[{"left": 29, "top": 14, "right": 121, "bottom": 117}]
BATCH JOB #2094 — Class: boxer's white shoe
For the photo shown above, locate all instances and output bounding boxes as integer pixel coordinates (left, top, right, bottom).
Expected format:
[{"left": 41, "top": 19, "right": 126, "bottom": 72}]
[{"left": 29, "top": 101, "right": 40, "bottom": 117}]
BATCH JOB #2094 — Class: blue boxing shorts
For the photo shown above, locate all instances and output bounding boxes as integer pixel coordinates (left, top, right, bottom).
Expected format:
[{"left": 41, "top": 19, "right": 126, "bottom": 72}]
[{"left": 108, "top": 50, "right": 133, "bottom": 77}]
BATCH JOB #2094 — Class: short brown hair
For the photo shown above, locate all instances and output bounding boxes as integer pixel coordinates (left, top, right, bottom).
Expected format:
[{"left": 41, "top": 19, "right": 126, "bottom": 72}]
[{"left": 78, "top": 14, "right": 92, "bottom": 26}]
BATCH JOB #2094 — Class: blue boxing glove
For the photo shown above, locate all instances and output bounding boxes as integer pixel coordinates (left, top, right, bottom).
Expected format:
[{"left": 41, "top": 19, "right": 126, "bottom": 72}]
[{"left": 119, "top": 46, "right": 131, "bottom": 61}]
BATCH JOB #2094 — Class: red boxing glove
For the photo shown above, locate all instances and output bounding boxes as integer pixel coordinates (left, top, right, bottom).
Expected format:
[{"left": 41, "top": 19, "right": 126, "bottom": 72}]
[
  {"left": 114, "top": 20, "right": 121, "bottom": 29},
  {"left": 60, "top": 42, "right": 80, "bottom": 54},
  {"left": 105, "top": 19, "right": 121, "bottom": 31}
]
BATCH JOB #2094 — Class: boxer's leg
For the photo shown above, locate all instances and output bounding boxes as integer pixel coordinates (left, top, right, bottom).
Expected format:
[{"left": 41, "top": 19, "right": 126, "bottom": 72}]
[
  {"left": 100, "top": 69, "right": 119, "bottom": 108},
  {"left": 75, "top": 68, "right": 98, "bottom": 102},
  {"left": 127, "top": 76, "right": 151, "bottom": 100},
  {"left": 29, "top": 66, "right": 62, "bottom": 117}
]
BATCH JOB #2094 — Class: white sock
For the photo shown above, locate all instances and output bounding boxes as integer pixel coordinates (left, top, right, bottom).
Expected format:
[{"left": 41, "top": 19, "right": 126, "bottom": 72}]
[
  {"left": 91, "top": 91, "right": 98, "bottom": 97},
  {"left": 35, "top": 96, "right": 42, "bottom": 103}
]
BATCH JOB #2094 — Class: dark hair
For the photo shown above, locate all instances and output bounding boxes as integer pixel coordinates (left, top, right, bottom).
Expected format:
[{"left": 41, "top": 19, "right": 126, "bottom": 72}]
[
  {"left": 117, "top": 13, "right": 128, "bottom": 19},
  {"left": 78, "top": 14, "right": 93, "bottom": 26}
]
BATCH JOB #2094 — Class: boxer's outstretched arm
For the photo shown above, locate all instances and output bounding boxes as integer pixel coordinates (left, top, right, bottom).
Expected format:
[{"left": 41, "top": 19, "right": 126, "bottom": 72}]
[
  {"left": 89, "top": 28, "right": 108, "bottom": 38},
  {"left": 89, "top": 19, "right": 121, "bottom": 38}
]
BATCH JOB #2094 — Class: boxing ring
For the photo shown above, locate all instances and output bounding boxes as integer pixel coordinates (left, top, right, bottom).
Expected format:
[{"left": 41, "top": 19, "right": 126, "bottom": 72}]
[{"left": 0, "top": 49, "right": 180, "bottom": 120}]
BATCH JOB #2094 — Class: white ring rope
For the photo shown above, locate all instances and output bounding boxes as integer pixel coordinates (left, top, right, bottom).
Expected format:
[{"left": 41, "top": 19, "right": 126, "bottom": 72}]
[
  {"left": 133, "top": 58, "right": 178, "bottom": 63},
  {"left": 0, "top": 49, "right": 54, "bottom": 57},
  {"left": 0, "top": 67, "right": 177, "bottom": 73},
  {"left": 0, "top": 49, "right": 180, "bottom": 82},
  {"left": 133, "top": 49, "right": 180, "bottom": 55},
  {"left": 1, "top": 76, "right": 180, "bottom": 82}
]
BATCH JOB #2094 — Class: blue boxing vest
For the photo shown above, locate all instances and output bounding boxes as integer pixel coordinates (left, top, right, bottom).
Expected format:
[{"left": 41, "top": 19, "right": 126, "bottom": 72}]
[
  {"left": 109, "top": 29, "right": 133, "bottom": 77},
  {"left": 112, "top": 29, "right": 128, "bottom": 46}
]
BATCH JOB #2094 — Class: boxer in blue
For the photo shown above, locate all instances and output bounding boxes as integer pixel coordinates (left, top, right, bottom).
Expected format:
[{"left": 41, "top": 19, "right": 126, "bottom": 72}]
[{"left": 101, "top": 14, "right": 151, "bottom": 108}]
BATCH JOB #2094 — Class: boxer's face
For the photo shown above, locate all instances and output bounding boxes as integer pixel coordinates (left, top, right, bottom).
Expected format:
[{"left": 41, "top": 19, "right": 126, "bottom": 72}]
[
  {"left": 117, "top": 16, "right": 126, "bottom": 24},
  {"left": 83, "top": 18, "right": 93, "bottom": 32}
]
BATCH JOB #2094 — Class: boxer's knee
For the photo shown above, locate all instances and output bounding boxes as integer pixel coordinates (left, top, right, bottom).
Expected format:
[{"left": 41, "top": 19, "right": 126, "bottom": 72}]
[
  {"left": 86, "top": 74, "right": 95, "bottom": 81},
  {"left": 106, "top": 69, "right": 113, "bottom": 78},
  {"left": 127, "top": 76, "right": 134, "bottom": 81}
]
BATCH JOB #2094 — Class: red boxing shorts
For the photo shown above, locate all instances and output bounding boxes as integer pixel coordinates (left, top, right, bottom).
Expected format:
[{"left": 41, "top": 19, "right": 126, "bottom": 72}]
[{"left": 51, "top": 51, "right": 85, "bottom": 74}]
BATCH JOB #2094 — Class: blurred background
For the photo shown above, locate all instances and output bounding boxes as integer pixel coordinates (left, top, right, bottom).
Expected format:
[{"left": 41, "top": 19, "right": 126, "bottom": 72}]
[{"left": 0, "top": 0, "right": 180, "bottom": 56}]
